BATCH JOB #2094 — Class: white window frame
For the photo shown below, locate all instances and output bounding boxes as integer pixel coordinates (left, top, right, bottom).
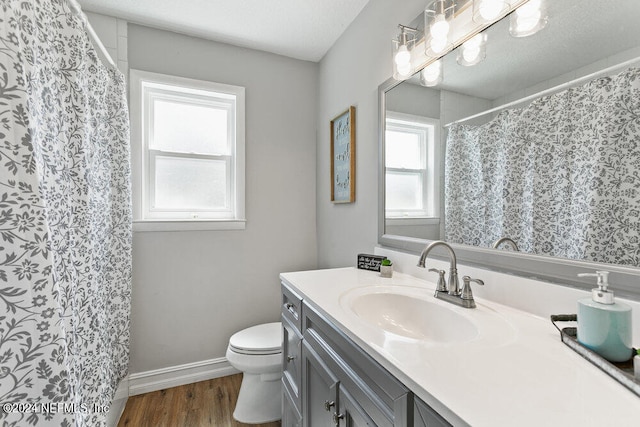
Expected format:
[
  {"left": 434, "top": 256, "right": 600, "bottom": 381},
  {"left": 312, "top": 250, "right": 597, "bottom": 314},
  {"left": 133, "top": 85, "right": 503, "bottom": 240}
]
[
  {"left": 130, "top": 69, "right": 245, "bottom": 232},
  {"left": 385, "top": 112, "right": 440, "bottom": 220}
]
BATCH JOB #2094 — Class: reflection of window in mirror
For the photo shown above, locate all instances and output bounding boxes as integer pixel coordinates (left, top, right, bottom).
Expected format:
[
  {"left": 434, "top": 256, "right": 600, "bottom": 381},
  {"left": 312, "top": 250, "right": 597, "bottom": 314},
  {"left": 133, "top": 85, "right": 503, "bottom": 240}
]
[{"left": 385, "top": 112, "right": 440, "bottom": 219}]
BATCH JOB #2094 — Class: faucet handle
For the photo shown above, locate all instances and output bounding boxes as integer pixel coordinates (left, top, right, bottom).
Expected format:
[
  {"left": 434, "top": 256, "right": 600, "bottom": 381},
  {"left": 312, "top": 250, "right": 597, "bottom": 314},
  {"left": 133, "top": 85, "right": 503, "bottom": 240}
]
[
  {"left": 461, "top": 275, "right": 484, "bottom": 301},
  {"left": 428, "top": 268, "right": 447, "bottom": 292}
]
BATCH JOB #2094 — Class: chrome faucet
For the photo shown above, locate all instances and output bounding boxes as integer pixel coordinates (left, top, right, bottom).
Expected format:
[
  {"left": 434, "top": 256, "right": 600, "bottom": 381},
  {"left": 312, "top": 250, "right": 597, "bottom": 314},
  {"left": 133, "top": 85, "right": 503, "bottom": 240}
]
[
  {"left": 417, "top": 240, "right": 460, "bottom": 296},
  {"left": 492, "top": 237, "right": 519, "bottom": 251},
  {"left": 418, "top": 240, "right": 484, "bottom": 308}
]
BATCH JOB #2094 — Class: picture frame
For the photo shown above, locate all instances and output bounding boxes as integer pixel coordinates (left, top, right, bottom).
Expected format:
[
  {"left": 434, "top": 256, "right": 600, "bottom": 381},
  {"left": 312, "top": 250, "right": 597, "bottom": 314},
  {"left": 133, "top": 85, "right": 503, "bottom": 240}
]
[{"left": 330, "top": 106, "right": 356, "bottom": 203}]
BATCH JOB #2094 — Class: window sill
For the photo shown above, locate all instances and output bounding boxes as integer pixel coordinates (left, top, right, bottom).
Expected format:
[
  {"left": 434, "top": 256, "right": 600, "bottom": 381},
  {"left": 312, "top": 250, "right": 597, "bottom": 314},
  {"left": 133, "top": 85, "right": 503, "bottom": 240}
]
[
  {"left": 385, "top": 217, "right": 440, "bottom": 226},
  {"left": 133, "top": 219, "right": 246, "bottom": 232}
]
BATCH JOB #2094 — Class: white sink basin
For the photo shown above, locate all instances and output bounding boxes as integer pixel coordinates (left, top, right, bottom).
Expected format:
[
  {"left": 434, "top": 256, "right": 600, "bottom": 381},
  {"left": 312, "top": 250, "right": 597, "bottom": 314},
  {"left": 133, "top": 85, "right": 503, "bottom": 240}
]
[{"left": 342, "top": 286, "right": 479, "bottom": 343}]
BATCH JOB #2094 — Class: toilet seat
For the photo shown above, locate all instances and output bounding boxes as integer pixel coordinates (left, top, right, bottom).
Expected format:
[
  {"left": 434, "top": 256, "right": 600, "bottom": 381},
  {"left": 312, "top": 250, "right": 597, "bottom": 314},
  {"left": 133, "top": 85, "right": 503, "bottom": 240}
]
[{"left": 228, "top": 322, "right": 282, "bottom": 355}]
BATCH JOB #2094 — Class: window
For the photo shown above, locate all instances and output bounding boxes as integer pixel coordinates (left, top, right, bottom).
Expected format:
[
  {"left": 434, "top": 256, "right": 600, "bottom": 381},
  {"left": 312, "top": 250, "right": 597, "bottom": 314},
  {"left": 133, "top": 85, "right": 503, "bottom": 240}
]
[
  {"left": 130, "top": 70, "right": 245, "bottom": 231},
  {"left": 385, "top": 112, "right": 440, "bottom": 219}
]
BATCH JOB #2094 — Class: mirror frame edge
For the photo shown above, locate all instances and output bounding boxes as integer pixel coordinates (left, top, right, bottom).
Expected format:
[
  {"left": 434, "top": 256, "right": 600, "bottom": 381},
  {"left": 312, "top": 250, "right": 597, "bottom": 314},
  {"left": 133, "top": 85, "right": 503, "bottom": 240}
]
[{"left": 377, "top": 77, "right": 640, "bottom": 301}]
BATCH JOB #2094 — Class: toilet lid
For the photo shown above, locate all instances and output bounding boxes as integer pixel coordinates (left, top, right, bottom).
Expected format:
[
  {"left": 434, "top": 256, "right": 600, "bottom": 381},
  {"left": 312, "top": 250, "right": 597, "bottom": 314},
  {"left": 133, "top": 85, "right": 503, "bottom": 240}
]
[{"left": 229, "top": 322, "right": 282, "bottom": 355}]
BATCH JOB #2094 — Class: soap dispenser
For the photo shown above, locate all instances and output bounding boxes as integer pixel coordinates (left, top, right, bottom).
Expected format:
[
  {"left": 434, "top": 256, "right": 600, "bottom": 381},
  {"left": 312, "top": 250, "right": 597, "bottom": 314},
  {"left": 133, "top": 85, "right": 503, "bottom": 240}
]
[{"left": 577, "top": 271, "right": 633, "bottom": 362}]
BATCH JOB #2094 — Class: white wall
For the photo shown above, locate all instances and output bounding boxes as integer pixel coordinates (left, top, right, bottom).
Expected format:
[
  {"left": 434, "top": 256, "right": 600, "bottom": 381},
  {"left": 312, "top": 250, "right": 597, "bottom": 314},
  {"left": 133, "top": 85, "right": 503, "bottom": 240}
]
[
  {"left": 124, "top": 25, "right": 318, "bottom": 373},
  {"left": 316, "top": 0, "right": 427, "bottom": 268}
]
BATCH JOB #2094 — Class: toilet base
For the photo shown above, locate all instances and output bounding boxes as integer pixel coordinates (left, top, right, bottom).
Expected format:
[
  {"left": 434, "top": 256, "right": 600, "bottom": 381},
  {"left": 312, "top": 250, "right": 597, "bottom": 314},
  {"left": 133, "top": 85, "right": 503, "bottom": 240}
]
[{"left": 233, "top": 372, "right": 282, "bottom": 424}]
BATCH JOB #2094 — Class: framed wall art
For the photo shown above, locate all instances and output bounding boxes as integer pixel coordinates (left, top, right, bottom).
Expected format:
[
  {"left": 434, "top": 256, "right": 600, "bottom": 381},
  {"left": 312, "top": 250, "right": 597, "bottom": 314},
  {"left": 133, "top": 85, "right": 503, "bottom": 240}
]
[{"left": 330, "top": 106, "right": 356, "bottom": 203}]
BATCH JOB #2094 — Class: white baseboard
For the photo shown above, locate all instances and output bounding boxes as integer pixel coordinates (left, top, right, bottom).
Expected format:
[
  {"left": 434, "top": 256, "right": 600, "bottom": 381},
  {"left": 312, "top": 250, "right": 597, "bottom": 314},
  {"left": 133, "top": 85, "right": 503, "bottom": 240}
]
[
  {"left": 107, "top": 376, "right": 130, "bottom": 427},
  {"left": 114, "top": 376, "right": 129, "bottom": 400},
  {"left": 128, "top": 357, "right": 239, "bottom": 396}
]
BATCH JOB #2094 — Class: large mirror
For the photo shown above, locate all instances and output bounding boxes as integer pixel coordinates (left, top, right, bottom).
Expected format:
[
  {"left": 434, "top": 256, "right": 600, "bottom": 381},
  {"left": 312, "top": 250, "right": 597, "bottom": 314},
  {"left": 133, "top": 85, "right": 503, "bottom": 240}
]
[{"left": 379, "top": 0, "right": 640, "bottom": 295}]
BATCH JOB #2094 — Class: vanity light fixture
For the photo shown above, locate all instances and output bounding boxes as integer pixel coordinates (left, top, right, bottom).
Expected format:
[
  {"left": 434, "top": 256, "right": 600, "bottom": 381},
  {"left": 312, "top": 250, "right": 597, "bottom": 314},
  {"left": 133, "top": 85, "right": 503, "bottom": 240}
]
[
  {"left": 392, "top": 25, "right": 419, "bottom": 80},
  {"left": 473, "top": 0, "right": 509, "bottom": 23},
  {"left": 420, "top": 60, "right": 443, "bottom": 86},
  {"left": 509, "top": 0, "right": 547, "bottom": 37},
  {"left": 425, "top": 0, "right": 455, "bottom": 57},
  {"left": 457, "top": 33, "right": 487, "bottom": 66},
  {"left": 391, "top": 0, "right": 547, "bottom": 81}
]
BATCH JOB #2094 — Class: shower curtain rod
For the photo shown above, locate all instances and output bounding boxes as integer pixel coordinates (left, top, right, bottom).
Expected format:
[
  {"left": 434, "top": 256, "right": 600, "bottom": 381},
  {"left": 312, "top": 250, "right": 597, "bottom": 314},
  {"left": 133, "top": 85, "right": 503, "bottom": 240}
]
[
  {"left": 444, "top": 56, "right": 640, "bottom": 128},
  {"left": 67, "top": 0, "right": 117, "bottom": 68}
]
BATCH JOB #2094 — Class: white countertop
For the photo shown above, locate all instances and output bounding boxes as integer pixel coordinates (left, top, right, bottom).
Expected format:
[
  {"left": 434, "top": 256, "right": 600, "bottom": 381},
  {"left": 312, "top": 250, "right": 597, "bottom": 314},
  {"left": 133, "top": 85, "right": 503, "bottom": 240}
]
[{"left": 280, "top": 267, "right": 640, "bottom": 427}]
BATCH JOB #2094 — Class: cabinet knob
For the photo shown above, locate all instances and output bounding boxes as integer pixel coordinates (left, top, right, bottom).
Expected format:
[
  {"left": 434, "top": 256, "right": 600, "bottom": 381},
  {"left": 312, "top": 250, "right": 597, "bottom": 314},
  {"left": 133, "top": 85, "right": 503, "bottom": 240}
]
[
  {"left": 324, "top": 400, "right": 335, "bottom": 411},
  {"left": 332, "top": 412, "right": 344, "bottom": 425},
  {"left": 287, "top": 355, "right": 296, "bottom": 362},
  {"left": 285, "top": 302, "right": 294, "bottom": 309}
]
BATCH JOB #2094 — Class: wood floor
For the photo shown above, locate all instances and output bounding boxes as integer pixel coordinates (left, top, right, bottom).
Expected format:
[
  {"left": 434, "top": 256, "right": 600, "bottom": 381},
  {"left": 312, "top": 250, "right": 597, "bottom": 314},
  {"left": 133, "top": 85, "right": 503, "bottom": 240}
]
[{"left": 117, "top": 374, "right": 282, "bottom": 427}]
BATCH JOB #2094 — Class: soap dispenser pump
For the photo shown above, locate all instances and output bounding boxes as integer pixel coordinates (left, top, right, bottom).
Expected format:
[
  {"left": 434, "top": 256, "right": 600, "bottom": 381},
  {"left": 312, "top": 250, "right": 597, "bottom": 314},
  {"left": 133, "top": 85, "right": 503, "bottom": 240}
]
[{"left": 577, "top": 270, "right": 633, "bottom": 362}]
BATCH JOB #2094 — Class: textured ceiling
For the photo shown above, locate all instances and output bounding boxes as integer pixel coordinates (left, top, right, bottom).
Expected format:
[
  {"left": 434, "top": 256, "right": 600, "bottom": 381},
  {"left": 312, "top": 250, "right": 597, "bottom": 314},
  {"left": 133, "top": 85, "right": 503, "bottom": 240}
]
[{"left": 77, "top": 0, "right": 371, "bottom": 62}]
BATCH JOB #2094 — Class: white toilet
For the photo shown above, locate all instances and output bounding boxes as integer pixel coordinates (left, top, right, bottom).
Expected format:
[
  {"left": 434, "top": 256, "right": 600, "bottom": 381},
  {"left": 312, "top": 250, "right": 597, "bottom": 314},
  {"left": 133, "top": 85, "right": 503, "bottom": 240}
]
[{"left": 226, "top": 322, "right": 283, "bottom": 423}]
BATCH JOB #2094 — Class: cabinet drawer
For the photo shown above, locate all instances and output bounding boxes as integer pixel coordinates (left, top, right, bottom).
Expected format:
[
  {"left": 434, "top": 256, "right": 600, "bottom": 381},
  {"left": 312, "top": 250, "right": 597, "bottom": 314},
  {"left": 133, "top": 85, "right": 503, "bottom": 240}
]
[
  {"left": 282, "top": 316, "right": 302, "bottom": 411},
  {"left": 282, "top": 283, "right": 303, "bottom": 332}
]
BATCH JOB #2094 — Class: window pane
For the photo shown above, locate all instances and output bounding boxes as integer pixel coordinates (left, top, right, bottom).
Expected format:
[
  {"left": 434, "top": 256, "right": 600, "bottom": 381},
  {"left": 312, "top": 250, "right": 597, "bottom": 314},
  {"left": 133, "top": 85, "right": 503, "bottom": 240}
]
[
  {"left": 152, "top": 99, "right": 229, "bottom": 155},
  {"left": 154, "top": 156, "right": 228, "bottom": 210},
  {"left": 386, "top": 172, "right": 423, "bottom": 210},
  {"left": 386, "top": 130, "right": 422, "bottom": 169}
]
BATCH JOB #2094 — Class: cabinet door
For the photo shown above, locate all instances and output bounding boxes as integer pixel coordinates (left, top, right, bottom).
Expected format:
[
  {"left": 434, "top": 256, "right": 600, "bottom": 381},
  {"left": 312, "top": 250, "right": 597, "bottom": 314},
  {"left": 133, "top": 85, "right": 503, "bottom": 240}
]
[
  {"left": 283, "top": 381, "right": 303, "bottom": 427},
  {"left": 413, "top": 398, "right": 451, "bottom": 427},
  {"left": 336, "top": 387, "right": 377, "bottom": 427},
  {"left": 283, "top": 317, "right": 302, "bottom": 408},
  {"left": 302, "top": 340, "right": 339, "bottom": 427}
]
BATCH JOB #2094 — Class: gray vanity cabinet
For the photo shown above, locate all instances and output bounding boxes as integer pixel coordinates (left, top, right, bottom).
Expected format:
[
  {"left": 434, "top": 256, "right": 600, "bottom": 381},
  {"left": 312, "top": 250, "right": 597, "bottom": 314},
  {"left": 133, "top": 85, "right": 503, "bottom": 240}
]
[{"left": 281, "top": 283, "right": 452, "bottom": 427}]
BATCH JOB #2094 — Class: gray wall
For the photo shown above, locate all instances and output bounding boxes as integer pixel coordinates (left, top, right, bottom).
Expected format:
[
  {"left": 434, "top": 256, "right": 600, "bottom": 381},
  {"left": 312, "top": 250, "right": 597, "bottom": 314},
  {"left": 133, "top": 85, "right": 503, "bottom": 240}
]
[
  {"left": 316, "top": 0, "right": 427, "bottom": 267},
  {"left": 128, "top": 25, "right": 318, "bottom": 373}
]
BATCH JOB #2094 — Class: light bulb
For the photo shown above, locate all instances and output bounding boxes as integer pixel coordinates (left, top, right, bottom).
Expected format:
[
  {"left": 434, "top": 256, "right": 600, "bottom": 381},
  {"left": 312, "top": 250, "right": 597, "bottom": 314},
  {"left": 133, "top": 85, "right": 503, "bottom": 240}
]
[
  {"left": 516, "top": 11, "right": 541, "bottom": 32},
  {"left": 510, "top": 0, "right": 545, "bottom": 37},
  {"left": 458, "top": 34, "right": 485, "bottom": 66},
  {"left": 430, "top": 14, "right": 450, "bottom": 39},
  {"left": 462, "top": 47, "right": 481, "bottom": 63},
  {"left": 429, "top": 37, "right": 447, "bottom": 54},
  {"left": 394, "top": 44, "right": 411, "bottom": 66},
  {"left": 478, "top": 0, "right": 504, "bottom": 21},
  {"left": 515, "top": 0, "right": 542, "bottom": 32},
  {"left": 397, "top": 62, "right": 412, "bottom": 77},
  {"left": 421, "top": 61, "right": 441, "bottom": 83}
]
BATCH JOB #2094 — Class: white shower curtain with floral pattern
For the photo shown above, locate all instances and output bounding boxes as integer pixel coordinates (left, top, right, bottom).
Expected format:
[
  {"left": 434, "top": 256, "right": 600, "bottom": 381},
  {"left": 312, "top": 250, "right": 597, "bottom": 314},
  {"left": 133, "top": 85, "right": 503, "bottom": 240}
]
[
  {"left": 445, "top": 67, "right": 640, "bottom": 266},
  {"left": 0, "top": 0, "right": 131, "bottom": 426}
]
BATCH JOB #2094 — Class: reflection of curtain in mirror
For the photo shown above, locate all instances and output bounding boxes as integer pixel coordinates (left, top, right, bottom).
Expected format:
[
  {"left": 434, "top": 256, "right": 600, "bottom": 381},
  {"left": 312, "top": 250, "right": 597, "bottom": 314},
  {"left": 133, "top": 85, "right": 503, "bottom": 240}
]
[{"left": 445, "top": 67, "right": 640, "bottom": 266}]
